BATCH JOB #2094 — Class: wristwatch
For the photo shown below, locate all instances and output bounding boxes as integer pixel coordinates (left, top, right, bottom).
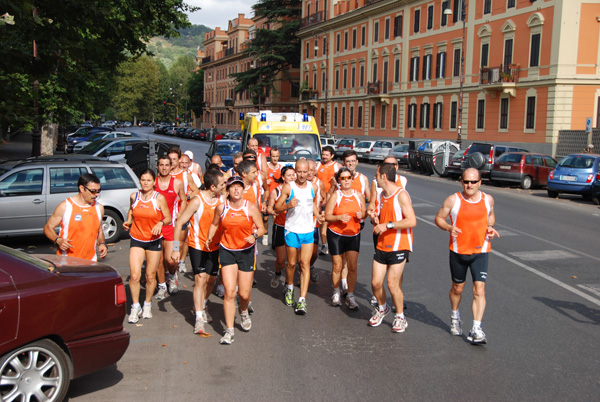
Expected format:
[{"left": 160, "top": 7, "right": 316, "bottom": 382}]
[
  {"left": 253, "top": 233, "right": 259, "bottom": 239},
  {"left": 386, "top": 222, "right": 395, "bottom": 229}
]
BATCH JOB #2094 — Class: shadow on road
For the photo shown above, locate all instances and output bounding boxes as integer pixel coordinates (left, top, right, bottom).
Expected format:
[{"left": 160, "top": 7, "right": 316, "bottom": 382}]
[
  {"left": 66, "top": 365, "right": 124, "bottom": 399},
  {"left": 533, "top": 296, "right": 600, "bottom": 325}
]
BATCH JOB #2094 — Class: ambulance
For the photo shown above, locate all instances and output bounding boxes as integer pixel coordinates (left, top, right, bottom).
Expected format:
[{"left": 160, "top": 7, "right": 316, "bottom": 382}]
[{"left": 240, "top": 111, "right": 322, "bottom": 164}]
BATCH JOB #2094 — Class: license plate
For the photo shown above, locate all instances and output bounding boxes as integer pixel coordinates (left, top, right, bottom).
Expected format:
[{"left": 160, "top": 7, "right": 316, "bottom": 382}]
[
  {"left": 560, "top": 175, "right": 577, "bottom": 182},
  {"left": 452, "top": 162, "right": 460, "bottom": 166},
  {"left": 500, "top": 165, "right": 511, "bottom": 170}
]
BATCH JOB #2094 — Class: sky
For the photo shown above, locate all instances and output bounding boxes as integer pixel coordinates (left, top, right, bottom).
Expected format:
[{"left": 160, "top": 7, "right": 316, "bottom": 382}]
[{"left": 187, "top": 0, "right": 256, "bottom": 30}]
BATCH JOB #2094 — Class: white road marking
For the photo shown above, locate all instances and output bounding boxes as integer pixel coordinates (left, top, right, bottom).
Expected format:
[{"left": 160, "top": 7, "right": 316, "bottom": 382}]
[
  {"left": 416, "top": 216, "right": 600, "bottom": 307},
  {"left": 578, "top": 284, "right": 600, "bottom": 298},
  {"left": 411, "top": 202, "right": 436, "bottom": 208},
  {"left": 508, "top": 250, "right": 579, "bottom": 261}
]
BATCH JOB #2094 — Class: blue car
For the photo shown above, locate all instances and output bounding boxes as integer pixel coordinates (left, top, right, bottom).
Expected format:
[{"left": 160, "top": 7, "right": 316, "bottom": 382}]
[{"left": 547, "top": 153, "right": 600, "bottom": 199}]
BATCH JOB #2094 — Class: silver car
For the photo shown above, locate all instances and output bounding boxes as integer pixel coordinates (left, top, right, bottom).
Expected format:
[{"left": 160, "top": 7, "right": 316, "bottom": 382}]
[
  {"left": 389, "top": 143, "right": 409, "bottom": 165},
  {"left": 72, "top": 131, "right": 135, "bottom": 152},
  {"left": 0, "top": 158, "right": 140, "bottom": 243},
  {"left": 354, "top": 141, "right": 376, "bottom": 162},
  {"left": 335, "top": 138, "right": 358, "bottom": 159},
  {"left": 368, "top": 140, "right": 401, "bottom": 163}
]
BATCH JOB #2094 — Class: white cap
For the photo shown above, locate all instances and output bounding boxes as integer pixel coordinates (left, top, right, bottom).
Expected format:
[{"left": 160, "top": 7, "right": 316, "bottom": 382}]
[{"left": 184, "top": 150, "right": 194, "bottom": 160}]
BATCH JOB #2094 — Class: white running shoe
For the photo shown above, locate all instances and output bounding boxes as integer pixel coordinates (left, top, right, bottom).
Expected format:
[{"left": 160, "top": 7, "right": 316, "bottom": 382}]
[
  {"left": 450, "top": 317, "right": 463, "bottom": 336},
  {"left": 368, "top": 305, "right": 390, "bottom": 327},
  {"left": 128, "top": 305, "right": 142, "bottom": 323},
  {"left": 331, "top": 291, "right": 342, "bottom": 307},
  {"left": 345, "top": 294, "right": 359, "bottom": 311},
  {"left": 240, "top": 310, "right": 252, "bottom": 331},
  {"left": 168, "top": 272, "right": 179, "bottom": 294},
  {"left": 154, "top": 286, "right": 167, "bottom": 300},
  {"left": 142, "top": 303, "right": 152, "bottom": 319},
  {"left": 392, "top": 316, "right": 408, "bottom": 333},
  {"left": 178, "top": 261, "right": 187, "bottom": 273},
  {"left": 467, "top": 327, "right": 487, "bottom": 344},
  {"left": 262, "top": 234, "right": 269, "bottom": 246},
  {"left": 194, "top": 317, "right": 205, "bottom": 334},
  {"left": 220, "top": 330, "right": 234, "bottom": 345}
]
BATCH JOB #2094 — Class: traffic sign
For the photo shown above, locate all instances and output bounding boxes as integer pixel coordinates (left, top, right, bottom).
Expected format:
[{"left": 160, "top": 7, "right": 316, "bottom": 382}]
[{"left": 586, "top": 117, "right": 592, "bottom": 133}]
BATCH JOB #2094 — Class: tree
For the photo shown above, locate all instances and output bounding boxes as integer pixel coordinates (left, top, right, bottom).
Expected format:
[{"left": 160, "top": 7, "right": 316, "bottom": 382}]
[
  {"left": 188, "top": 70, "right": 204, "bottom": 124},
  {"left": 231, "top": 0, "right": 301, "bottom": 99},
  {"left": 114, "top": 57, "right": 160, "bottom": 123}
]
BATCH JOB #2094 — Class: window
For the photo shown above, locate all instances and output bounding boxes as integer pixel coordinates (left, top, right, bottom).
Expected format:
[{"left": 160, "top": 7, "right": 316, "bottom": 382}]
[
  {"left": 382, "top": 61, "right": 388, "bottom": 93},
  {"left": 450, "top": 101, "right": 458, "bottom": 129},
  {"left": 410, "top": 56, "right": 419, "bottom": 81},
  {"left": 436, "top": 51, "right": 446, "bottom": 78},
  {"left": 392, "top": 104, "right": 398, "bottom": 129},
  {"left": 395, "top": 58, "right": 400, "bottom": 83},
  {"left": 530, "top": 33, "right": 541, "bottom": 67},
  {"left": 351, "top": 67, "right": 356, "bottom": 88},
  {"left": 334, "top": 106, "right": 338, "bottom": 127},
  {"left": 91, "top": 167, "right": 136, "bottom": 190},
  {"left": 504, "top": 38, "right": 513, "bottom": 67},
  {"left": 477, "top": 99, "right": 485, "bottom": 129},
  {"left": 335, "top": 69, "right": 339, "bottom": 90},
  {"left": 306, "top": 42, "right": 310, "bottom": 58},
  {"left": 320, "top": 107, "right": 325, "bottom": 127},
  {"left": 349, "top": 106, "right": 354, "bottom": 128},
  {"left": 454, "top": 0, "right": 465, "bottom": 22},
  {"left": 370, "top": 105, "right": 376, "bottom": 128},
  {"left": 361, "top": 26, "right": 366, "bottom": 46},
  {"left": 394, "top": 15, "right": 403, "bottom": 37},
  {"left": 427, "top": 5, "right": 433, "bottom": 30},
  {"left": 481, "top": 43, "right": 489, "bottom": 67},
  {"left": 433, "top": 102, "right": 443, "bottom": 129},
  {"left": 313, "top": 72, "right": 317, "bottom": 88},
  {"left": 336, "top": 33, "right": 341, "bottom": 52},
  {"left": 414, "top": 9, "right": 420, "bottom": 33},
  {"left": 484, "top": 0, "right": 491, "bottom": 14},
  {"left": 526, "top": 96, "right": 536, "bottom": 129},
  {"left": 500, "top": 98, "right": 509, "bottom": 129},
  {"left": 381, "top": 104, "right": 387, "bottom": 128},
  {"left": 453, "top": 48, "right": 461, "bottom": 77},
  {"left": 408, "top": 104, "right": 417, "bottom": 128},
  {"left": 385, "top": 19, "right": 390, "bottom": 40},
  {"left": 508, "top": 0, "right": 515, "bottom": 8},
  {"left": 358, "top": 106, "right": 363, "bottom": 128},
  {"left": 373, "top": 62, "right": 378, "bottom": 83},
  {"left": 322, "top": 71, "right": 326, "bottom": 91},
  {"left": 314, "top": 39, "right": 318, "bottom": 57},
  {"left": 422, "top": 54, "right": 432, "bottom": 80},
  {"left": 341, "top": 106, "right": 346, "bottom": 128},
  {"left": 0, "top": 168, "right": 44, "bottom": 196},
  {"left": 374, "top": 21, "right": 379, "bottom": 43},
  {"left": 343, "top": 68, "right": 347, "bottom": 89},
  {"left": 420, "top": 102, "right": 430, "bottom": 128},
  {"left": 352, "top": 29, "right": 357, "bottom": 49},
  {"left": 441, "top": 1, "right": 449, "bottom": 26},
  {"left": 344, "top": 31, "right": 348, "bottom": 50},
  {"left": 360, "top": 65, "right": 365, "bottom": 87}
]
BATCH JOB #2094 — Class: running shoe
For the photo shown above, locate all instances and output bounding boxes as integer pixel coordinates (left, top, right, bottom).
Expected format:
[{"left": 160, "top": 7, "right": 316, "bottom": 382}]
[
  {"left": 331, "top": 291, "right": 342, "bottom": 307},
  {"left": 240, "top": 310, "right": 252, "bottom": 331},
  {"left": 450, "top": 317, "right": 463, "bottom": 336},
  {"left": 142, "top": 303, "right": 152, "bottom": 319},
  {"left": 216, "top": 284, "right": 225, "bottom": 298},
  {"left": 154, "top": 286, "right": 167, "bottom": 300},
  {"left": 391, "top": 316, "right": 408, "bottom": 333},
  {"left": 270, "top": 274, "right": 280, "bottom": 289},
  {"left": 178, "top": 260, "right": 187, "bottom": 273},
  {"left": 203, "top": 309, "right": 213, "bottom": 323},
  {"left": 128, "top": 305, "right": 142, "bottom": 324},
  {"left": 262, "top": 234, "right": 269, "bottom": 246},
  {"left": 310, "top": 266, "right": 319, "bottom": 282},
  {"left": 284, "top": 288, "right": 295, "bottom": 306},
  {"left": 341, "top": 282, "right": 349, "bottom": 298},
  {"left": 368, "top": 305, "right": 390, "bottom": 327},
  {"left": 295, "top": 299, "right": 307, "bottom": 315},
  {"left": 370, "top": 295, "right": 378, "bottom": 307},
  {"left": 345, "top": 294, "right": 359, "bottom": 311},
  {"left": 220, "top": 330, "right": 234, "bottom": 345},
  {"left": 248, "top": 301, "right": 254, "bottom": 314},
  {"left": 168, "top": 272, "right": 179, "bottom": 294},
  {"left": 320, "top": 244, "right": 329, "bottom": 255},
  {"left": 467, "top": 328, "right": 487, "bottom": 345},
  {"left": 194, "top": 317, "right": 205, "bottom": 334}
]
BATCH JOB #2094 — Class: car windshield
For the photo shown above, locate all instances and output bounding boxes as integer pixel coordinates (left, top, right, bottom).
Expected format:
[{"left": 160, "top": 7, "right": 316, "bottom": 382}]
[
  {"left": 215, "top": 142, "right": 241, "bottom": 156},
  {"left": 253, "top": 133, "right": 321, "bottom": 162},
  {"left": 393, "top": 144, "right": 409, "bottom": 152},
  {"left": 356, "top": 141, "right": 373, "bottom": 148},
  {"left": 468, "top": 143, "right": 492, "bottom": 154},
  {"left": 88, "top": 132, "right": 107, "bottom": 141},
  {"left": 497, "top": 153, "right": 523, "bottom": 163},
  {"left": 558, "top": 155, "right": 596, "bottom": 169},
  {"left": 0, "top": 244, "right": 55, "bottom": 272},
  {"left": 77, "top": 140, "right": 113, "bottom": 154}
]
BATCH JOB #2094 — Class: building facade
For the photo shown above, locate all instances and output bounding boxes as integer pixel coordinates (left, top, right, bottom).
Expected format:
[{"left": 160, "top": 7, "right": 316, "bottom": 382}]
[
  {"left": 201, "top": 14, "right": 301, "bottom": 132},
  {"left": 298, "top": 0, "right": 600, "bottom": 154}
]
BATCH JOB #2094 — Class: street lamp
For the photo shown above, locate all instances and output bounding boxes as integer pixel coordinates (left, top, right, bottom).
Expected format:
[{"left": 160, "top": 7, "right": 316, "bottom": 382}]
[
  {"left": 444, "top": 1, "right": 466, "bottom": 146},
  {"left": 313, "top": 29, "right": 329, "bottom": 136}
]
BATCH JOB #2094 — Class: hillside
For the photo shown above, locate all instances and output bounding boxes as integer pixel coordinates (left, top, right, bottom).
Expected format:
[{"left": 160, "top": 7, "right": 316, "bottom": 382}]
[{"left": 148, "top": 25, "right": 212, "bottom": 69}]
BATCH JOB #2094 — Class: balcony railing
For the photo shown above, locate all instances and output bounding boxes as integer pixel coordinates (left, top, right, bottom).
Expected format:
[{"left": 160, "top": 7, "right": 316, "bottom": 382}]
[
  {"left": 225, "top": 98, "right": 235, "bottom": 107},
  {"left": 367, "top": 81, "right": 380, "bottom": 95},
  {"left": 201, "top": 56, "right": 212, "bottom": 64},
  {"left": 301, "top": 11, "right": 324, "bottom": 28},
  {"left": 300, "top": 89, "right": 319, "bottom": 101},
  {"left": 224, "top": 47, "right": 234, "bottom": 57},
  {"left": 480, "top": 64, "right": 520, "bottom": 85}
]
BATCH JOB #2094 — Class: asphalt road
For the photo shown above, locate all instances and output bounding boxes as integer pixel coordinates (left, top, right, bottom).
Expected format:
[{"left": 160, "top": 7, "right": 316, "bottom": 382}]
[{"left": 3, "top": 127, "right": 600, "bottom": 401}]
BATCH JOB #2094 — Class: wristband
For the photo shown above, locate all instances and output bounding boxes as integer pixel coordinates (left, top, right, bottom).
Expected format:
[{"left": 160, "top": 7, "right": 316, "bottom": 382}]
[
  {"left": 99, "top": 242, "right": 107, "bottom": 247},
  {"left": 54, "top": 237, "right": 59, "bottom": 246},
  {"left": 488, "top": 225, "right": 494, "bottom": 228},
  {"left": 172, "top": 241, "right": 180, "bottom": 252}
]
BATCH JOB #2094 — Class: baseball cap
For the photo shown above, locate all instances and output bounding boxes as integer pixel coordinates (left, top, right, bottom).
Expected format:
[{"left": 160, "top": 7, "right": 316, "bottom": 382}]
[
  {"left": 226, "top": 175, "right": 244, "bottom": 189},
  {"left": 184, "top": 150, "right": 194, "bottom": 160}
]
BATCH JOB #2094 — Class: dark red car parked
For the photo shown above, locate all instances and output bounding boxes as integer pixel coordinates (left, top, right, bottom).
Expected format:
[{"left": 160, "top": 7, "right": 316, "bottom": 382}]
[
  {"left": 0, "top": 245, "right": 130, "bottom": 401},
  {"left": 490, "top": 152, "right": 557, "bottom": 189}
]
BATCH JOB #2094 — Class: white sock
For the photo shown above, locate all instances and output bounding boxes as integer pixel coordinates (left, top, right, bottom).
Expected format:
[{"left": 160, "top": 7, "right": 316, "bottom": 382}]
[
  {"left": 158, "top": 282, "right": 166, "bottom": 289},
  {"left": 287, "top": 284, "right": 293, "bottom": 290},
  {"left": 131, "top": 303, "right": 140, "bottom": 309},
  {"left": 299, "top": 297, "right": 306, "bottom": 302},
  {"left": 379, "top": 303, "right": 387, "bottom": 312},
  {"left": 396, "top": 313, "right": 405, "bottom": 319},
  {"left": 451, "top": 309, "right": 460, "bottom": 319},
  {"left": 195, "top": 311, "right": 203, "bottom": 320},
  {"left": 226, "top": 327, "right": 234, "bottom": 334},
  {"left": 143, "top": 301, "right": 151, "bottom": 307},
  {"left": 473, "top": 320, "right": 482, "bottom": 329},
  {"left": 341, "top": 278, "right": 348, "bottom": 287}
]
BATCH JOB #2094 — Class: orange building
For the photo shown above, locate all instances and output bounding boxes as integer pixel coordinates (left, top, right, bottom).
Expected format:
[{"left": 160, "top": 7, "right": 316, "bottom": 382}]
[
  {"left": 298, "top": 0, "right": 600, "bottom": 155},
  {"left": 201, "top": 13, "right": 301, "bottom": 131}
]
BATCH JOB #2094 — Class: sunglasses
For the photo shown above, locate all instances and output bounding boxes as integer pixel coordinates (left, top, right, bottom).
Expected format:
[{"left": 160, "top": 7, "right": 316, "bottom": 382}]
[
  {"left": 462, "top": 180, "right": 480, "bottom": 185},
  {"left": 339, "top": 176, "right": 352, "bottom": 181},
  {"left": 83, "top": 185, "right": 101, "bottom": 194}
]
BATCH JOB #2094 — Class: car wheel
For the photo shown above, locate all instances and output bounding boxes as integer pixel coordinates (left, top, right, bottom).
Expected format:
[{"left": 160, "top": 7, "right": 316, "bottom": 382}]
[
  {"left": 592, "top": 196, "right": 600, "bottom": 206},
  {"left": 103, "top": 209, "right": 123, "bottom": 243},
  {"left": 0, "top": 339, "right": 71, "bottom": 402},
  {"left": 468, "top": 152, "right": 485, "bottom": 169},
  {"left": 520, "top": 175, "right": 533, "bottom": 190},
  {"left": 547, "top": 190, "right": 559, "bottom": 198}
]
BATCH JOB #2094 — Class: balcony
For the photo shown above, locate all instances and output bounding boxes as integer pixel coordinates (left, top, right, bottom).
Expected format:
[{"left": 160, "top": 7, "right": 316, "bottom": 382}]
[
  {"left": 367, "top": 81, "right": 390, "bottom": 104},
  {"left": 225, "top": 99, "right": 235, "bottom": 110},
  {"left": 480, "top": 64, "right": 520, "bottom": 97},
  {"left": 203, "top": 102, "right": 210, "bottom": 110},
  {"left": 301, "top": 11, "right": 324, "bottom": 28},
  {"left": 224, "top": 47, "right": 235, "bottom": 57},
  {"left": 201, "top": 56, "right": 212, "bottom": 64},
  {"left": 300, "top": 89, "right": 319, "bottom": 102}
]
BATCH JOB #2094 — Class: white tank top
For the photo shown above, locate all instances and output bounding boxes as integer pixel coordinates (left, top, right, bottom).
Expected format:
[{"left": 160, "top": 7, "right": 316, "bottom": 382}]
[{"left": 284, "top": 181, "right": 315, "bottom": 234}]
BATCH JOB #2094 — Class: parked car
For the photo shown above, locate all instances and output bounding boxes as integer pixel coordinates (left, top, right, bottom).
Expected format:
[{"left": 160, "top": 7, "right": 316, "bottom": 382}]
[
  {"left": 490, "top": 152, "right": 557, "bottom": 189},
  {"left": 66, "top": 127, "right": 115, "bottom": 151},
  {"left": 591, "top": 173, "right": 600, "bottom": 205},
  {"left": 124, "top": 121, "right": 132, "bottom": 127},
  {"left": 446, "top": 149, "right": 467, "bottom": 179},
  {"left": 547, "top": 154, "right": 600, "bottom": 199},
  {"left": 205, "top": 140, "right": 242, "bottom": 171},
  {"left": 75, "top": 138, "right": 149, "bottom": 161},
  {"left": 72, "top": 131, "right": 135, "bottom": 152},
  {"left": 320, "top": 136, "right": 338, "bottom": 147},
  {"left": 335, "top": 138, "right": 358, "bottom": 158},
  {"left": 0, "top": 157, "right": 140, "bottom": 243},
  {"left": 354, "top": 141, "right": 377, "bottom": 162},
  {"left": 461, "top": 142, "right": 529, "bottom": 178},
  {"left": 389, "top": 143, "right": 410, "bottom": 166},
  {"left": 224, "top": 131, "right": 242, "bottom": 141},
  {"left": 368, "top": 140, "right": 400, "bottom": 163},
  {"left": 0, "top": 244, "right": 130, "bottom": 401},
  {"left": 101, "top": 120, "right": 116, "bottom": 130}
]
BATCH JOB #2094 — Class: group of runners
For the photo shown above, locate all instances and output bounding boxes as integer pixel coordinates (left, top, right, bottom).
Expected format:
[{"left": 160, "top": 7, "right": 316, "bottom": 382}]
[{"left": 44, "top": 141, "right": 499, "bottom": 346}]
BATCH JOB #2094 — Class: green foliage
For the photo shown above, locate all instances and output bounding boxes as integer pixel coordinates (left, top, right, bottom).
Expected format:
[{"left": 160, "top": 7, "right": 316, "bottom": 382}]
[
  {"left": 188, "top": 70, "right": 204, "bottom": 117},
  {"left": 114, "top": 56, "right": 160, "bottom": 122}
]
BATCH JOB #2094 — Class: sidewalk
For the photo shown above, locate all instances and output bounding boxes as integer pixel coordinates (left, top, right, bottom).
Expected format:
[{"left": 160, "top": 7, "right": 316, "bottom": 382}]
[{"left": 0, "top": 131, "right": 34, "bottom": 162}]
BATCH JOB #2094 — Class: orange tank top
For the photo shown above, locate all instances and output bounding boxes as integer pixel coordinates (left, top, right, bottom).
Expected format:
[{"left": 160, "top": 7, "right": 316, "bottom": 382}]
[
  {"left": 449, "top": 192, "right": 491, "bottom": 254},
  {"left": 57, "top": 198, "right": 102, "bottom": 261},
  {"left": 242, "top": 181, "right": 261, "bottom": 206},
  {"left": 316, "top": 161, "right": 339, "bottom": 193},
  {"left": 188, "top": 193, "right": 222, "bottom": 251},
  {"left": 220, "top": 200, "right": 255, "bottom": 250},
  {"left": 328, "top": 190, "right": 362, "bottom": 236},
  {"left": 376, "top": 187, "right": 413, "bottom": 252},
  {"left": 130, "top": 191, "right": 163, "bottom": 242},
  {"left": 267, "top": 162, "right": 282, "bottom": 193},
  {"left": 273, "top": 186, "right": 287, "bottom": 226},
  {"left": 373, "top": 174, "right": 407, "bottom": 214}
]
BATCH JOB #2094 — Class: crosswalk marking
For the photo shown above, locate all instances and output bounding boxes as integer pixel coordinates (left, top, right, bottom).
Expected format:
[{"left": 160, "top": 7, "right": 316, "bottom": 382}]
[{"left": 508, "top": 250, "right": 579, "bottom": 261}]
